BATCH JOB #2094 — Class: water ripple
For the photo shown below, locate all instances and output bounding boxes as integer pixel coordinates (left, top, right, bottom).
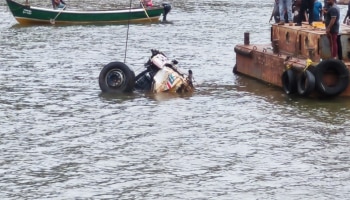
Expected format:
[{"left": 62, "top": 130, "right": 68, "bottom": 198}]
[{"left": 1, "top": 0, "right": 350, "bottom": 199}]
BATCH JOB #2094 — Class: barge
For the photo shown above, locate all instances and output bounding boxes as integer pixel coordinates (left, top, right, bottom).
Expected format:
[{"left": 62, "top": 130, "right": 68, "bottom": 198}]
[
  {"left": 337, "top": 0, "right": 350, "bottom": 5},
  {"left": 234, "top": 22, "right": 350, "bottom": 98}
]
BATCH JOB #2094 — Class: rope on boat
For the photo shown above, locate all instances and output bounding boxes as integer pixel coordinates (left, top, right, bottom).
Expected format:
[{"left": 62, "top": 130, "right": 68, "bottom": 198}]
[
  {"left": 50, "top": 5, "right": 66, "bottom": 25},
  {"left": 139, "top": 0, "right": 152, "bottom": 22}
]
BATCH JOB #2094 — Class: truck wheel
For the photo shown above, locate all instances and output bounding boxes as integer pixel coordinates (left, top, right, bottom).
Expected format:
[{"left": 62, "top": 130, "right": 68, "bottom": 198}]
[{"left": 99, "top": 62, "right": 135, "bottom": 93}]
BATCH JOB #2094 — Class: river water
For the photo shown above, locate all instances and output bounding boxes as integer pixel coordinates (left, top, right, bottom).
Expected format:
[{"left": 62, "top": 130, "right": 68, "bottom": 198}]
[{"left": 1, "top": 0, "right": 350, "bottom": 199}]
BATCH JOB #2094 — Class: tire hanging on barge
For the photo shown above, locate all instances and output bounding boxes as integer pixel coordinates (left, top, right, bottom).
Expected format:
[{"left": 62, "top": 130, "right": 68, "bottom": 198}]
[
  {"left": 297, "top": 69, "right": 316, "bottom": 97},
  {"left": 233, "top": 64, "right": 238, "bottom": 74},
  {"left": 281, "top": 69, "right": 297, "bottom": 94},
  {"left": 314, "top": 59, "right": 349, "bottom": 97}
]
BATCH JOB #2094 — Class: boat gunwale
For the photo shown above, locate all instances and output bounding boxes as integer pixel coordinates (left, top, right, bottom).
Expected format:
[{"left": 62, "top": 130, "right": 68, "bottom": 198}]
[
  {"left": 6, "top": 0, "right": 164, "bottom": 15},
  {"left": 25, "top": 6, "right": 164, "bottom": 14}
]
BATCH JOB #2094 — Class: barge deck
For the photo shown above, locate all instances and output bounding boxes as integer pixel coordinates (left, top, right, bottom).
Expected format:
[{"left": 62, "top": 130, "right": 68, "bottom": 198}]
[{"left": 234, "top": 22, "right": 350, "bottom": 98}]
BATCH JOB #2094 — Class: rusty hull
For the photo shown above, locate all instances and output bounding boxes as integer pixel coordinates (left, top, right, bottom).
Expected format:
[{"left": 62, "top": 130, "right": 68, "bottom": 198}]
[
  {"left": 271, "top": 23, "right": 350, "bottom": 61},
  {"left": 234, "top": 23, "right": 350, "bottom": 96},
  {"left": 235, "top": 44, "right": 298, "bottom": 88},
  {"left": 337, "top": 0, "right": 350, "bottom": 5}
]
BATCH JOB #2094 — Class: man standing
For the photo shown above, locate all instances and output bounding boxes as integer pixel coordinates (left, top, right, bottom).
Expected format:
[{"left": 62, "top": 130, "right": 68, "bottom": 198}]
[
  {"left": 313, "top": 0, "right": 323, "bottom": 21},
  {"left": 278, "top": 0, "right": 293, "bottom": 25},
  {"left": 296, "top": 0, "right": 314, "bottom": 25},
  {"left": 324, "top": 0, "right": 340, "bottom": 59},
  {"left": 342, "top": 0, "right": 350, "bottom": 24},
  {"left": 270, "top": 0, "right": 281, "bottom": 23}
]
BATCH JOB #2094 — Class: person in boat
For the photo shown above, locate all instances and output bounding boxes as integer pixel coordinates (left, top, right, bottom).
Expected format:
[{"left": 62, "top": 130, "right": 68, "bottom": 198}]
[
  {"left": 324, "top": 0, "right": 340, "bottom": 59},
  {"left": 52, "top": 0, "right": 66, "bottom": 10},
  {"left": 141, "top": 0, "right": 153, "bottom": 7}
]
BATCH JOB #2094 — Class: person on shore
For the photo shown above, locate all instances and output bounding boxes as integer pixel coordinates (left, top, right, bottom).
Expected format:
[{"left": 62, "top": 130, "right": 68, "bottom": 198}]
[
  {"left": 52, "top": 0, "right": 66, "bottom": 10},
  {"left": 324, "top": 0, "right": 340, "bottom": 59},
  {"left": 313, "top": 0, "right": 323, "bottom": 21},
  {"left": 278, "top": 0, "right": 293, "bottom": 25},
  {"left": 296, "top": 0, "right": 314, "bottom": 26}
]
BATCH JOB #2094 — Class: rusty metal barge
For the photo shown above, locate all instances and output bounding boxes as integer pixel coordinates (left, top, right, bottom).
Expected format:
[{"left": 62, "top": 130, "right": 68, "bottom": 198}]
[
  {"left": 234, "top": 22, "right": 350, "bottom": 98},
  {"left": 337, "top": 0, "right": 350, "bottom": 5}
]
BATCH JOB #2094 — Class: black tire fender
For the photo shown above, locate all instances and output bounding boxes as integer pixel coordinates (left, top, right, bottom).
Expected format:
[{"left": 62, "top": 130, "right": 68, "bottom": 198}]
[
  {"left": 233, "top": 64, "right": 238, "bottom": 74},
  {"left": 99, "top": 62, "right": 135, "bottom": 93},
  {"left": 297, "top": 69, "right": 316, "bottom": 96},
  {"left": 282, "top": 69, "right": 297, "bottom": 94},
  {"left": 314, "top": 59, "right": 349, "bottom": 97}
]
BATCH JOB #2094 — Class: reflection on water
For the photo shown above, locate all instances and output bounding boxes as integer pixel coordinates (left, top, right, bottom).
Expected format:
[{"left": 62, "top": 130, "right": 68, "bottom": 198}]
[{"left": 1, "top": 0, "right": 350, "bottom": 199}]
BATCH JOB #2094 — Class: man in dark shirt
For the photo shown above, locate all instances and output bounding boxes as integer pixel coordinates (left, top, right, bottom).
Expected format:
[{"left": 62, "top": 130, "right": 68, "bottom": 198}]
[{"left": 324, "top": 0, "right": 339, "bottom": 59}]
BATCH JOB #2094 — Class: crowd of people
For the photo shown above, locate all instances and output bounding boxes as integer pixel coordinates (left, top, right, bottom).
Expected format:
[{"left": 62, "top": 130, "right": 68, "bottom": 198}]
[
  {"left": 269, "top": 0, "right": 337, "bottom": 25},
  {"left": 270, "top": 0, "right": 350, "bottom": 59}
]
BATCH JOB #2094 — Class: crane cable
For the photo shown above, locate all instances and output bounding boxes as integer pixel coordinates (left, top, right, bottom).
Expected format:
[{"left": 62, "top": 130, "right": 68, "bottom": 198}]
[{"left": 123, "top": 0, "right": 133, "bottom": 63}]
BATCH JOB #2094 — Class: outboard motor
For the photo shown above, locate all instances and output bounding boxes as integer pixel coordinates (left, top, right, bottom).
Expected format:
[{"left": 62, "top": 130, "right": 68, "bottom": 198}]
[{"left": 162, "top": 3, "right": 171, "bottom": 21}]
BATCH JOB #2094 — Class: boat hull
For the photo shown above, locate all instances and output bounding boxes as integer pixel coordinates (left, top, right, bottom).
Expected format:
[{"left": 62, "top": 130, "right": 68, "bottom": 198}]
[
  {"left": 235, "top": 23, "right": 350, "bottom": 98},
  {"left": 336, "top": 0, "right": 350, "bottom": 5},
  {"left": 6, "top": 0, "right": 165, "bottom": 25}
]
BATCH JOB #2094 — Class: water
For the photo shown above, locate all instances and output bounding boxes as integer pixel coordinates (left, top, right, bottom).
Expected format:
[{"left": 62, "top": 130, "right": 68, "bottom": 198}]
[{"left": 1, "top": 0, "right": 350, "bottom": 199}]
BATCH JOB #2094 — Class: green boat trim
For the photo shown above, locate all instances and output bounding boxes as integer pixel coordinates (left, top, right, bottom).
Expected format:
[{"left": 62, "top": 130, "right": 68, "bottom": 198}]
[{"left": 6, "top": 0, "right": 171, "bottom": 25}]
